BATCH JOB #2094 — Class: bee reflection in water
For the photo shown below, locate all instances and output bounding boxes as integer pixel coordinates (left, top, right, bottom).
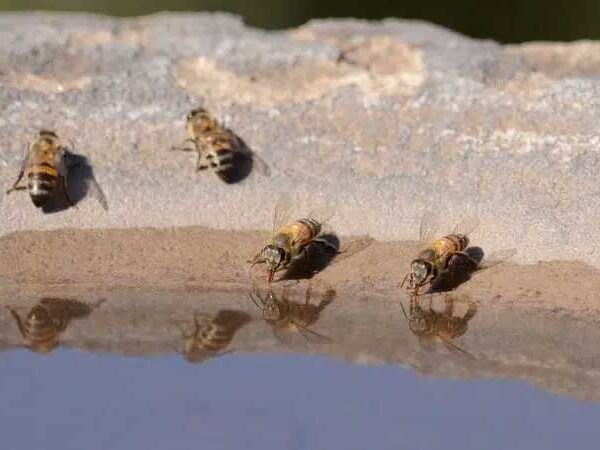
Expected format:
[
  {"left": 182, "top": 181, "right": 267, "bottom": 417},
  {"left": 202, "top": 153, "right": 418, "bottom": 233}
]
[
  {"left": 174, "top": 310, "right": 250, "bottom": 364},
  {"left": 6, "top": 297, "right": 105, "bottom": 354},
  {"left": 401, "top": 294, "right": 477, "bottom": 358},
  {"left": 249, "top": 284, "right": 336, "bottom": 344}
]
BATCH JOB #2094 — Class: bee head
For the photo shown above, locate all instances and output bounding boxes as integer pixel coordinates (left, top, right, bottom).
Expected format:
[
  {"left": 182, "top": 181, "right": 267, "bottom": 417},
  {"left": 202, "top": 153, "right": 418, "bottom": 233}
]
[
  {"left": 36, "top": 130, "right": 60, "bottom": 152},
  {"left": 263, "top": 245, "right": 285, "bottom": 283},
  {"left": 411, "top": 259, "right": 433, "bottom": 287},
  {"left": 186, "top": 107, "right": 215, "bottom": 131},
  {"left": 38, "top": 129, "right": 58, "bottom": 139}
]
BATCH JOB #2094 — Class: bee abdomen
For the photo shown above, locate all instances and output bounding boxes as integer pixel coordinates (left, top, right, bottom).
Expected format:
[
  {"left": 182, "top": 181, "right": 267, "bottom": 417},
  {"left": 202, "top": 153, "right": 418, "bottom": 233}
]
[
  {"left": 198, "top": 324, "right": 234, "bottom": 350},
  {"left": 446, "top": 234, "right": 469, "bottom": 251},
  {"left": 28, "top": 168, "right": 57, "bottom": 207},
  {"left": 297, "top": 218, "right": 321, "bottom": 239},
  {"left": 211, "top": 148, "right": 234, "bottom": 172}
]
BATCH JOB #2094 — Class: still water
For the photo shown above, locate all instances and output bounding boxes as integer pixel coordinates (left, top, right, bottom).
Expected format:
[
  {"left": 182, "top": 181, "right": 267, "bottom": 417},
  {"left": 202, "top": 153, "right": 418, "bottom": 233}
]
[{"left": 1, "top": 286, "right": 599, "bottom": 449}]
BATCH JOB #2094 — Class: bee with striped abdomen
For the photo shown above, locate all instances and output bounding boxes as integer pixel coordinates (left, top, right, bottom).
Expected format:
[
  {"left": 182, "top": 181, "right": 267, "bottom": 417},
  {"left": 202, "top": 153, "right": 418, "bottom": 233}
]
[
  {"left": 175, "top": 310, "right": 250, "bottom": 364},
  {"left": 5, "top": 297, "right": 105, "bottom": 354},
  {"left": 249, "top": 194, "right": 335, "bottom": 283},
  {"left": 171, "top": 107, "right": 243, "bottom": 181},
  {"left": 401, "top": 294, "right": 477, "bottom": 357},
  {"left": 6, "top": 130, "right": 74, "bottom": 208},
  {"left": 249, "top": 285, "right": 335, "bottom": 343},
  {"left": 402, "top": 213, "right": 481, "bottom": 295}
]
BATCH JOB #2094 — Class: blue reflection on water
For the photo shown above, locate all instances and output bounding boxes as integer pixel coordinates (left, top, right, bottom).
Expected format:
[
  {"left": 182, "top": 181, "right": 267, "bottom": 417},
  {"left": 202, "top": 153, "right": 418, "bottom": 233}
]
[{"left": 1, "top": 349, "right": 598, "bottom": 450}]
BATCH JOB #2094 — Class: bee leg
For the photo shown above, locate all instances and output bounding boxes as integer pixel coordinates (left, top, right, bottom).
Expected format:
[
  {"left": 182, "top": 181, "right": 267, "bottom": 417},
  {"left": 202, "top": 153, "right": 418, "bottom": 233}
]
[
  {"left": 444, "top": 296, "right": 454, "bottom": 316},
  {"left": 6, "top": 170, "right": 26, "bottom": 195},
  {"left": 281, "top": 284, "right": 291, "bottom": 302},
  {"left": 304, "top": 285, "right": 313, "bottom": 305},
  {"left": 61, "top": 176, "right": 76, "bottom": 208},
  {"left": 176, "top": 322, "right": 192, "bottom": 339},
  {"left": 195, "top": 153, "right": 211, "bottom": 173},
  {"left": 400, "top": 273, "right": 410, "bottom": 289},
  {"left": 248, "top": 292, "right": 263, "bottom": 308},
  {"left": 247, "top": 252, "right": 265, "bottom": 266},
  {"left": 170, "top": 139, "right": 196, "bottom": 152},
  {"left": 463, "top": 302, "right": 478, "bottom": 321},
  {"left": 5, "top": 307, "right": 27, "bottom": 339}
]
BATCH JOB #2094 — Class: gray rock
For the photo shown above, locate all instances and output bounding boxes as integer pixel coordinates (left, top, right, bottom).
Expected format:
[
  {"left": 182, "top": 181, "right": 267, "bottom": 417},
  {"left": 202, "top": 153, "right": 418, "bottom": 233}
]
[{"left": 1, "top": 12, "right": 599, "bottom": 265}]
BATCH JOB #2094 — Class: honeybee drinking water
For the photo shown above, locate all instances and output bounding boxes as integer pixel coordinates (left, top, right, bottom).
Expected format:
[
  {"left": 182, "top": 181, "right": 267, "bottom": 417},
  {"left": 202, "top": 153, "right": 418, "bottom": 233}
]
[
  {"left": 402, "top": 213, "right": 516, "bottom": 295},
  {"left": 174, "top": 310, "right": 250, "bottom": 364},
  {"left": 249, "top": 284, "right": 336, "bottom": 343},
  {"left": 402, "top": 213, "right": 481, "bottom": 295},
  {"left": 249, "top": 194, "right": 336, "bottom": 283},
  {"left": 6, "top": 130, "right": 74, "bottom": 208},
  {"left": 6, "top": 297, "right": 105, "bottom": 354}
]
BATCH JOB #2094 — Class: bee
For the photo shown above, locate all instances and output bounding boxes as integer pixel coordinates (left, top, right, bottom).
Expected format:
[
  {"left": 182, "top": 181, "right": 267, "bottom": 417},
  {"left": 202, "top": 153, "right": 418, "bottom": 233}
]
[
  {"left": 249, "top": 285, "right": 335, "bottom": 343},
  {"left": 249, "top": 194, "right": 335, "bottom": 283},
  {"left": 170, "top": 107, "right": 241, "bottom": 181},
  {"left": 174, "top": 310, "right": 250, "bottom": 364},
  {"left": 5, "top": 297, "right": 105, "bottom": 354},
  {"left": 402, "top": 213, "right": 483, "bottom": 295},
  {"left": 403, "top": 213, "right": 517, "bottom": 295},
  {"left": 6, "top": 130, "right": 75, "bottom": 208},
  {"left": 401, "top": 294, "right": 477, "bottom": 357}
]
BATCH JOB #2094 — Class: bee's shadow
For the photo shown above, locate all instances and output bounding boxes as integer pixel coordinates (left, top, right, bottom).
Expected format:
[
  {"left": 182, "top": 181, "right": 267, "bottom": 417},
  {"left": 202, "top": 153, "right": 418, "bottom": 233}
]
[
  {"left": 282, "top": 234, "right": 341, "bottom": 281},
  {"left": 41, "top": 150, "right": 108, "bottom": 214},
  {"left": 427, "top": 247, "right": 484, "bottom": 294},
  {"left": 218, "top": 134, "right": 268, "bottom": 185}
]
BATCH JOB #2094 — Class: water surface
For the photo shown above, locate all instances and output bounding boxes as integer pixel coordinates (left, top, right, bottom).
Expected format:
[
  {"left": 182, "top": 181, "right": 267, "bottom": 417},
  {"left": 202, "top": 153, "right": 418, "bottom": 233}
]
[{"left": 1, "top": 285, "right": 599, "bottom": 449}]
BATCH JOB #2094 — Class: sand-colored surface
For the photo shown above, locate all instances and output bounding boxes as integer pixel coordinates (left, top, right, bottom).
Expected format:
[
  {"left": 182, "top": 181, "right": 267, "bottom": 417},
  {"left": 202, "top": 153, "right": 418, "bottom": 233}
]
[{"left": 0, "top": 226, "right": 597, "bottom": 318}]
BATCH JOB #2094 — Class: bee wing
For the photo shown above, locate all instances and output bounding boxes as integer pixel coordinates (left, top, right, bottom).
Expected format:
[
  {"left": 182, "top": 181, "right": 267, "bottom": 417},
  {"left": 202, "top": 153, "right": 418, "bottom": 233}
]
[
  {"left": 85, "top": 175, "right": 109, "bottom": 211},
  {"left": 477, "top": 248, "right": 516, "bottom": 271},
  {"left": 251, "top": 152, "right": 271, "bottom": 176},
  {"left": 271, "top": 327, "right": 298, "bottom": 346},
  {"left": 439, "top": 335, "right": 476, "bottom": 359},
  {"left": 307, "top": 203, "right": 336, "bottom": 227},
  {"left": 419, "top": 211, "right": 439, "bottom": 243},
  {"left": 321, "top": 236, "right": 374, "bottom": 266},
  {"left": 297, "top": 325, "right": 333, "bottom": 344},
  {"left": 452, "top": 215, "right": 480, "bottom": 236},
  {"left": 18, "top": 144, "right": 31, "bottom": 170},
  {"left": 272, "top": 193, "right": 293, "bottom": 232}
]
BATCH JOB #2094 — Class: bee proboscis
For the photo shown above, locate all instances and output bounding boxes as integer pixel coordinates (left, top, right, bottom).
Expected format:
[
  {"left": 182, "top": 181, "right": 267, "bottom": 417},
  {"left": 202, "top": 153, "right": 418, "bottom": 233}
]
[
  {"left": 249, "top": 194, "right": 336, "bottom": 283},
  {"left": 249, "top": 284, "right": 335, "bottom": 344}
]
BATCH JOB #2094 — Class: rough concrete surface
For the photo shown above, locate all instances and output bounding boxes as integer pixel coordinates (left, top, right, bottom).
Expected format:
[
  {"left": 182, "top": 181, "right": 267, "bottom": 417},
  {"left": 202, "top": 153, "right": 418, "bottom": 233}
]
[{"left": 1, "top": 12, "right": 600, "bottom": 266}]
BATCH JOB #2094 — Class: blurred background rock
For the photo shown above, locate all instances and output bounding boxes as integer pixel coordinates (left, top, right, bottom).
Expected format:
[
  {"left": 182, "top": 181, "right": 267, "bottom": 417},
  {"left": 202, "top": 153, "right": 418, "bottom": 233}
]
[{"left": 0, "top": 0, "right": 598, "bottom": 42}]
